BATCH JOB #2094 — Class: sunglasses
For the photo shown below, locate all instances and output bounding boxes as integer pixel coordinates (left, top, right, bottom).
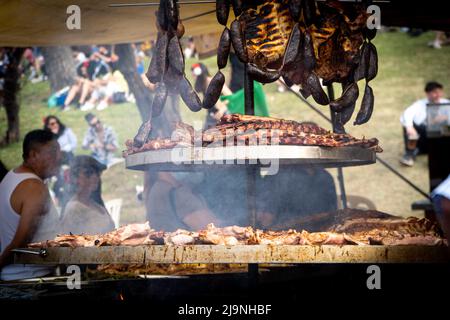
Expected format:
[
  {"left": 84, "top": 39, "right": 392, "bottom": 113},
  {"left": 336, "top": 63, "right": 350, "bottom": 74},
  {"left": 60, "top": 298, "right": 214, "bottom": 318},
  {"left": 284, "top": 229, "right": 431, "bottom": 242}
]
[{"left": 48, "top": 121, "right": 58, "bottom": 127}]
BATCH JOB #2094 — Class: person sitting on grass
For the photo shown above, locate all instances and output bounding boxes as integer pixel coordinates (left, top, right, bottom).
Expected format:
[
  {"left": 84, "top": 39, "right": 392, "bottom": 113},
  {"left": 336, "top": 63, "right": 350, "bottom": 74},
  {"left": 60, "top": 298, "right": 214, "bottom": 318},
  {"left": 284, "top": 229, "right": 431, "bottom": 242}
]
[
  {"left": 400, "top": 81, "right": 449, "bottom": 166},
  {"left": 43, "top": 115, "right": 77, "bottom": 164},
  {"left": 82, "top": 113, "right": 120, "bottom": 167},
  {"left": 62, "top": 51, "right": 111, "bottom": 111}
]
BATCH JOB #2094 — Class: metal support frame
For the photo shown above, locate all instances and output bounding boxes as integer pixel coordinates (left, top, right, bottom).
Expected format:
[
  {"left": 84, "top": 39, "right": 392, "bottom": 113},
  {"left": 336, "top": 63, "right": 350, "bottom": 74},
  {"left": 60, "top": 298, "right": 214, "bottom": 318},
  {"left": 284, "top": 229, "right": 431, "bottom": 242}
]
[
  {"left": 283, "top": 83, "right": 430, "bottom": 199},
  {"left": 327, "top": 84, "right": 348, "bottom": 209},
  {"left": 244, "top": 65, "right": 260, "bottom": 281},
  {"left": 244, "top": 65, "right": 257, "bottom": 228}
]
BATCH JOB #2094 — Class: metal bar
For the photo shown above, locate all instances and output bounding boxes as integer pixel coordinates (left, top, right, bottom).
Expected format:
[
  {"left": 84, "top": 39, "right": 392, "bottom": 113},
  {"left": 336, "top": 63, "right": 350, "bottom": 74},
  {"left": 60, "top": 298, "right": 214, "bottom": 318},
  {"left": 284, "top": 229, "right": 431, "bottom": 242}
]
[
  {"left": 109, "top": 0, "right": 391, "bottom": 7},
  {"left": 243, "top": 63, "right": 257, "bottom": 228},
  {"left": 248, "top": 263, "right": 259, "bottom": 288},
  {"left": 247, "top": 166, "right": 257, "bottom": 227},
  {"left": 13, "top": 245, "right": 449, "bottom": 265},
  {"left": 109, "top": 1, "right": 216, "bottom": 7},
  {"left": 327, "top": 84, "right": 348, "bottom": 209},
  {"left": 244, "top": 65, "right": 255, "bottom": 116},
  {"left": 283, "top": 83, "right": 431, "bottom": 200},
  {"left": 244, "top": 64, "right": 259, "bottom": 276},
  {"left": 11, "top": 248, "right": 48, "bottom": 257},
  {"left": 183, "top": 9, "right": 215, "bottom": 21},
  {"left": 377, "top": 156, "right": 430, "bottom": 199}
]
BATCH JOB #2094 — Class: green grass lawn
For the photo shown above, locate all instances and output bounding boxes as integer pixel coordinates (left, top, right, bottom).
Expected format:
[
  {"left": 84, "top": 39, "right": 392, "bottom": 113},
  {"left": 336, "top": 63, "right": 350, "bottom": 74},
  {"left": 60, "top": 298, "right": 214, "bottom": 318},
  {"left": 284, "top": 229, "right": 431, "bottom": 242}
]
[{"left": 1, "top": 30, "right": 449, "bottom": 224}]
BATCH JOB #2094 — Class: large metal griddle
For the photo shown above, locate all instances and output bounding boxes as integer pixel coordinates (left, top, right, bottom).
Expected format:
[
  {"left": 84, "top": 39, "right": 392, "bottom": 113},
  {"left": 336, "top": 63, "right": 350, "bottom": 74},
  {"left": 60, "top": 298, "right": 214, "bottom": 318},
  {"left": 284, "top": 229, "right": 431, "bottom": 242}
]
[
  {"left": 13, "top": 245, "right": 450, "bottom": 265},
  {"left": 125, "top": 145, "right": 376, "bottom": 171}
]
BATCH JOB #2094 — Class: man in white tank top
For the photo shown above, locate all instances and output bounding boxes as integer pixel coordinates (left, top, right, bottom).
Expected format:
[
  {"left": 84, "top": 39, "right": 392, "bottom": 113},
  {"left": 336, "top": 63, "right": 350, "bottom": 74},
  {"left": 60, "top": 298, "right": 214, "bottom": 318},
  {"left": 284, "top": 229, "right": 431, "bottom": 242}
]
[{"left": 0, "top": 129, "right": 62, "bottom": 281}]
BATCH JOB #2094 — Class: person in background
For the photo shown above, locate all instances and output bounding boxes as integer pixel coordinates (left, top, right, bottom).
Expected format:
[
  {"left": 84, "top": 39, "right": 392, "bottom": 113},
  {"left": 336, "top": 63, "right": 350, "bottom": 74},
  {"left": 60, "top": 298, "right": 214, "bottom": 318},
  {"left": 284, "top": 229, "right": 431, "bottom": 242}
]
[
  {"left": 229, "top": 52, "right": 245, "bottom": 92},
  {"left": 60, "top": 155, "right": 114, "bottom": 235},
  {"left": 257, "top": 166, "right": 337, "bottom": 230},
  {"left": 0, "top": 130, "right": 61, "bottom": 281},
  {"left": 62, "top": 60, "right": 90, "bottom": 111},
  {"left": 91, "top": 45, "right": 119, "bottom": 71},
  {"left": 22, "top": 47, "right": 45, "bottom": 83},
  {"left": 135, "top": 44, "right": 154, "bottom": 90},
  {"left": 82, "top": 113, "right": 119, "bottom": 167},
  {"left": 43, "top": 115, "right": 77, "bottom": 205},
  {"left": 217, "top": 52, "right": 270, "bottom": 117},
  {"left": 400, "top": 81, "right": 450, "bottom": 166},
  {"left": 191, "top": 63, "right": 232, "bottom": 128},
  {"left": 43, "top": 116, "right": 77, "bottom": 164},
  {"left": 146, "top": 171, "right": 222, "bottom": 231},
  {"left": 184, "top": 37, "right": 196, "bottom": 59},
  {"left": 432, "top": 175, "right": 450, "bottom": 244},
  {"left": 81, "top": 70, "right": 128, "bottom": 111},
  {"left": 79, "top": 53, "right": 113, "bottom": 111},
  {"left": 63, "top": 50, "right": 112, "bottom": 111},
  {"left": 73, "top": 49, "right": 87, "bottom": 65},
  {"left": 429, "top": 31, "right": 450, "bottom": 49}
]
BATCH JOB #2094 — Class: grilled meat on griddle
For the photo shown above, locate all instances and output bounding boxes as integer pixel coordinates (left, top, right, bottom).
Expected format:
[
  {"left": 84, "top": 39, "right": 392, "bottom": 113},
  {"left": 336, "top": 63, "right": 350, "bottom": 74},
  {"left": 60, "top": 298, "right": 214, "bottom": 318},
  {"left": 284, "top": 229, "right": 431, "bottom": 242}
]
[
  {"left": 28, "top": 210, "right": 446, "bottom": 248},
  {"left": 124, "top": 114, "right": 382, "bottom": 156}
]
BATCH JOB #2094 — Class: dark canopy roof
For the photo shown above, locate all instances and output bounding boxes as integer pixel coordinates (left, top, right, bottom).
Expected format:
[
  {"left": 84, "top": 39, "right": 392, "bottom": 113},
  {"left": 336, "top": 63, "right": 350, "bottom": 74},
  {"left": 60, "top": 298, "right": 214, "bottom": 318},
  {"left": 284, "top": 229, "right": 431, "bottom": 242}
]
[{"left": 0, "top": 0, "right": 449, "bottom": 46}]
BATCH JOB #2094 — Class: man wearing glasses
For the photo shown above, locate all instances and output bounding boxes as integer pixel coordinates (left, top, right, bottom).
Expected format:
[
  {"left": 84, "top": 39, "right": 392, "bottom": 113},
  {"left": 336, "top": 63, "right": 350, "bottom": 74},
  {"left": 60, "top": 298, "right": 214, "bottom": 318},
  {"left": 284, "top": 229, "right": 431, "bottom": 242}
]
[{"left": 82, "top": 113, "right": 119, "bottom": 167}]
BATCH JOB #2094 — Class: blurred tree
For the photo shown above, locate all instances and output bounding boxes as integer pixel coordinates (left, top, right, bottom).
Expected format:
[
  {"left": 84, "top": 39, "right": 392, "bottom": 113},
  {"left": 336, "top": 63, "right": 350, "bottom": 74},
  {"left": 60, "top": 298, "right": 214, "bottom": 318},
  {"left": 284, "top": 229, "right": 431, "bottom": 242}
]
[
  {"left": 41, "top": 46, "right": 76, "bottom": 93},
  {"left": 115, "top": 43, "right": 181, "bottom": 131},
  {"left": 115, "top": 43, "right": 154, "bottom": 121},
  {"left": 0, "top": 47, "right": 25, "bottom": 146}
]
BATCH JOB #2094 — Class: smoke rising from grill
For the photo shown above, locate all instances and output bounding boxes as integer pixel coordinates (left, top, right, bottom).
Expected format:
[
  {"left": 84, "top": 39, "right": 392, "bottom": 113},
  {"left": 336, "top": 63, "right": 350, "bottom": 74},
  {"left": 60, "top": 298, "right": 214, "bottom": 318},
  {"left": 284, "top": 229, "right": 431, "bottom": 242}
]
[{"left": 145, "top": 158, "right": 338, "bottom": 232}]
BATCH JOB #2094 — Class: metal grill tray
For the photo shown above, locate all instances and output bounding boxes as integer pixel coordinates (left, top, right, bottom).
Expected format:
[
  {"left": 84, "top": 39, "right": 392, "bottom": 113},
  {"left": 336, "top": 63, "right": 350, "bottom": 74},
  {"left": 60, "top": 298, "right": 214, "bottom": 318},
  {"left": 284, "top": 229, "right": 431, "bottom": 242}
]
[
  {"left": 125, "top": 146, "right": 376, "bottom": 171},
  {"left": 14, "top": 245, "right": 449, "bottom": 265}
]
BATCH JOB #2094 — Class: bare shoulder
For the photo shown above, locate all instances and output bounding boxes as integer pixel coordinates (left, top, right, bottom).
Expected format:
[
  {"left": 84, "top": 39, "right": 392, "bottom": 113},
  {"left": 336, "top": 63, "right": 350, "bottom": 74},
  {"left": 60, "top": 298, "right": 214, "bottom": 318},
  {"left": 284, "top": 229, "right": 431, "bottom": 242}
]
[
  {"left": 14, "top": 178, "right": 47, "bottom": 197},
  {"left": 10, "top": 179, "right": 49, "bottom": 214}
]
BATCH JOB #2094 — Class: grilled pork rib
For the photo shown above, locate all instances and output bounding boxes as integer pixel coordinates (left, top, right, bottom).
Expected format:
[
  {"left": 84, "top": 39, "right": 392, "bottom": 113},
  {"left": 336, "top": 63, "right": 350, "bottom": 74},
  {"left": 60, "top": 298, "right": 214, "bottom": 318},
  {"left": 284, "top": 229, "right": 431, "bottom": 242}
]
[{"left": 124, "top": 114, "right": 382, "bottom": 155}]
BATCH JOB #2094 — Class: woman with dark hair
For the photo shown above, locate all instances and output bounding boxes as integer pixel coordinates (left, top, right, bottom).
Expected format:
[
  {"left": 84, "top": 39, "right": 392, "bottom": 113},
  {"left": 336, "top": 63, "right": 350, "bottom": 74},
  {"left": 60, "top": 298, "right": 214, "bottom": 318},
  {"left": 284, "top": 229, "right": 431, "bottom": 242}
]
[
  {"left": 44, "top": 115, "right": 77, "bottom": 205},
  {"left": 191, "top": 63, "right": 233, "bottom": 128},
  {"left": 43, "top": 115, "right": 77, "bottom": 164},
  {"left": 60, "top": 155, "right": 115, "bottom": 235}
]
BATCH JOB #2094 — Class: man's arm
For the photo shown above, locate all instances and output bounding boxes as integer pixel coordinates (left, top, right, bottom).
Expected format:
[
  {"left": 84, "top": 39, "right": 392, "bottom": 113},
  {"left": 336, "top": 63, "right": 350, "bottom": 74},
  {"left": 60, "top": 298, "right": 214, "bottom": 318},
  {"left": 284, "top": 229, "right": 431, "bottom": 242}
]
[
  {"left": 82, "top": 129, "right": 94, "bottom": 150},
  {"left": 105, "top": 128, "right": 118, "bottom": 152},
  {"left": 400, "top": 101, "right": 420, "bottom": 136},
  {"left": 174, "top": 186, "right": 222, "bottom": 230},
  {"left": 0, "top": 180, "right": 48, "bottom": 269}
]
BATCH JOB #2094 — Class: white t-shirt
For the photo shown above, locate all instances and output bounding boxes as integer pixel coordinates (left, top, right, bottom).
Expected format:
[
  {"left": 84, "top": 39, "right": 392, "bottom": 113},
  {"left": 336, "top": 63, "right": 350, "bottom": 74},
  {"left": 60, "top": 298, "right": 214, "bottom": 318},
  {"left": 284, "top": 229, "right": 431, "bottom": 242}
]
[
  {"left": 60, "top": 199, "right": 115, "bottom": 235},
  {"left": 432, "top": 175, "right": 450, "bottom": 199},
  {"left": 400, "top": 98, "right": 450, "bottom": 127},
  {"left": 57, "top": 128, "right": 77, "bottom": 153}
]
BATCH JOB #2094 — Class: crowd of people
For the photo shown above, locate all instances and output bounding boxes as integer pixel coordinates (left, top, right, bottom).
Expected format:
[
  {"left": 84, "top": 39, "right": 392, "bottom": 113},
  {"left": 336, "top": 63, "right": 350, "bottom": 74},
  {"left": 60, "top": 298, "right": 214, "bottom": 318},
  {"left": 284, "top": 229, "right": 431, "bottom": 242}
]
[
  {"left": 61, "top": 45, "right": 135, "bottom": 112},
  {"left": 41, "top": 113, "right": 120, "bottom": 207},
  {"left": 1, "top": 44, "right": 147, "bottom": 112}
]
